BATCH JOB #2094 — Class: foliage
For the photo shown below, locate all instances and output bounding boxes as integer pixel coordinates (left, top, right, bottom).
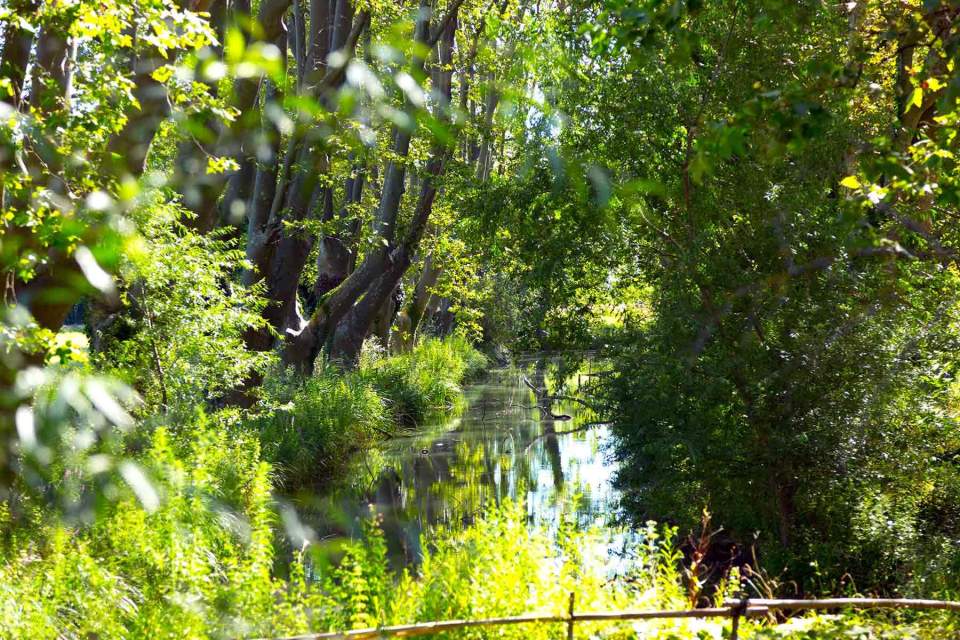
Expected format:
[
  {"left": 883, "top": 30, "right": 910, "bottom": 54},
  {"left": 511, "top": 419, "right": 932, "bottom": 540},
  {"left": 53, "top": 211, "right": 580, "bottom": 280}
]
[
  {"left": 578, "top": 0, "right": 960, "bottom": 596},
  {"left": 456, "top": 115, "right": 634, "bottom": 352},
  {"left": 360, "top": 335, "right": 487, "bottom": 425},
  {"left": 97, "top": 194, "right": 273, "bottom": 413},
  {"left": 0, "top": 412, "right": 280, "bottom": 639},
  {"left": 0, "top": 0, "right": 218, "bottom": 510},
  {"left": 6, "top": 480, "right": 956, "bottom": 639},
  {"left": 5, "top": 0, "right": 960, "bottom": 635}
]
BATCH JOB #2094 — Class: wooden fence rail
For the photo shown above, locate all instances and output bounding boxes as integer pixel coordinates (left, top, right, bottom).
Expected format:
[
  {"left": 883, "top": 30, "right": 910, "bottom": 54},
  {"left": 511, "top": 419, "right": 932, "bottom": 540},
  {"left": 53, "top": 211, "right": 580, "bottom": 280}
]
[{"left": 252, "top": 597, "right": 960, "bottom": 640}]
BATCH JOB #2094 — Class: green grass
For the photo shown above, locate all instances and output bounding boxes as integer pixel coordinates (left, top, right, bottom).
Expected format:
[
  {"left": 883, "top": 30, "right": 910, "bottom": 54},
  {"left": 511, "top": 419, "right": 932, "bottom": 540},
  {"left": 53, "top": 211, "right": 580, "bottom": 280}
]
[
  {"left": 361, "top": 335, "right": 488, "bottom": 426},
  {"left": 256, "top": 336, "right": 487, "bottom": 489},
  {"left": 0, "top": 413, "right": 278, "bottom": 640}
]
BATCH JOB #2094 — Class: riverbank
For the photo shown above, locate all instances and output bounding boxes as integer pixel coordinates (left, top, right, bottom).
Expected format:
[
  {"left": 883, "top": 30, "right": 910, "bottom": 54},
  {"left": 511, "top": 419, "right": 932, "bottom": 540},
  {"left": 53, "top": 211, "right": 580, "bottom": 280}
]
[
  {"left": 2, "top": 345, "right": 955, "bottom": 638},
  {"left": 255, "top": 336, "right": 487, "bottom": 490},
  {"left": 0, "top": 336, "right": 489, "bottom": 638},
  {"left": 298, "top": 354, "right": 622, "bottom": 567}
]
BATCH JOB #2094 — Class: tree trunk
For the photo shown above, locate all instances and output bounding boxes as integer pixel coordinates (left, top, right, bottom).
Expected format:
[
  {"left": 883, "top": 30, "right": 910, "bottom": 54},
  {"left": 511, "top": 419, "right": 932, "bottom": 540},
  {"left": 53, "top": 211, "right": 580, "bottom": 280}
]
[
  {"left": 0, "top": 0, "right": 38, "bottom": 110},
  {"left": 234, "top": 8, "right": 370, "bottom": 390},
  {"left": 328, "top": 149, "right": 447, "bottom": 365},
  {"left": 324, "top": 14, "right": 459, "bottom": 366},
  {"left": 310, "top": 161, "right": 366, "bottom": 307},
  {"left": 405, "top": 251, "right": 442, "bottom": 344},
  {"left": 279, "top": 0, "right": 452, "bottom": 373},
  {"left": 173, "top": 0, "right": 287, "bottom": 231}
]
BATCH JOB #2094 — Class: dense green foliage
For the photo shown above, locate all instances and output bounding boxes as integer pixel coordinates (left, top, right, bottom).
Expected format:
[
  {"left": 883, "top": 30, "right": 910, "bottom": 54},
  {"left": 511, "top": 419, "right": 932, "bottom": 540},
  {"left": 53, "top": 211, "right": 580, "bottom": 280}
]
[
  {"left": 5, "top": 486, "right": 956, "bottom": 638},
  {"left": 4, "top": 0, "right": 960, "bottom": 636},
  {"left": 574, "top": 0, "right": 960, "bottom": 597}
]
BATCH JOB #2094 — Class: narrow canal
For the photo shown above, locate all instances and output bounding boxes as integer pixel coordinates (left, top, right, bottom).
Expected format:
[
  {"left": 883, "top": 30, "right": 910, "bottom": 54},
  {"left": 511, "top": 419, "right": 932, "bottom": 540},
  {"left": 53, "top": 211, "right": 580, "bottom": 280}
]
[{"left": 299, "top": 355, "right": 626, "bottom": 567}]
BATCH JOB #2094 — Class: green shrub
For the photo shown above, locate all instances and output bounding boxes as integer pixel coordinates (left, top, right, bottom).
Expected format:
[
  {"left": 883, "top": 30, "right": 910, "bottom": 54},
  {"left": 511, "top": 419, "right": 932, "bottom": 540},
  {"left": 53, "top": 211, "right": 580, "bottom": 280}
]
[
  {"left": 257, "top": 365, "right": 390, "bottom": 489},
  {"left": 279, "top": 501, "right": 958, "bottom": 639},
  {"left": 0, "top": 412, "right": 283, "bottom": 639},
  {"left": 99, "top": 198, "right": 272, "bottom": 415},
  {"left": 2, "top": 468, "right": 955, "bottom": 639}
]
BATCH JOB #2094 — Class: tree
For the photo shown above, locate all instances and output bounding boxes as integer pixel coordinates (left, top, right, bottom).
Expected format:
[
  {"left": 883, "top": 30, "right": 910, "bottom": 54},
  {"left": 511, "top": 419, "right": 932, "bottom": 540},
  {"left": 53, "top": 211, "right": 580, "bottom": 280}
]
[{"left": 571, "top": 0, "right": 960, "bottom": 589}]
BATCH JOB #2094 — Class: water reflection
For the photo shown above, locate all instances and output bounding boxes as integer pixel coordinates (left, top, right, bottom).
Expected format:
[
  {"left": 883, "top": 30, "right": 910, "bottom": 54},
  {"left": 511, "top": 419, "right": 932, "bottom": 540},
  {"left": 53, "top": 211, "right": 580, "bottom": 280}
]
[{"left": 299, "top": 355, "right": 622, "bottom": 567}]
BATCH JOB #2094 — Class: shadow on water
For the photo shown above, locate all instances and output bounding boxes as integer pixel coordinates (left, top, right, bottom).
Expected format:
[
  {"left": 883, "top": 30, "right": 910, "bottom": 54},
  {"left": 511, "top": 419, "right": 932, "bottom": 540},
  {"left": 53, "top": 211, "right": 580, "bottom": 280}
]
[{"left": 295, "top": 353, "right": 623, "bottom": 568}]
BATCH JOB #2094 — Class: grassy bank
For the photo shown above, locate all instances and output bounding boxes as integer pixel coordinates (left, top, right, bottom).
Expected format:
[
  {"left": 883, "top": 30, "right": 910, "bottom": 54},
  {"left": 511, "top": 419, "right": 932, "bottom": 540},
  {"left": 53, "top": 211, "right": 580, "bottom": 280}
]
[
  {"left": 256, "top": 336, "right": 487, "bottom": 489},
  {"left": 0, "top": 336, "right": 487, "bottom": 638}
]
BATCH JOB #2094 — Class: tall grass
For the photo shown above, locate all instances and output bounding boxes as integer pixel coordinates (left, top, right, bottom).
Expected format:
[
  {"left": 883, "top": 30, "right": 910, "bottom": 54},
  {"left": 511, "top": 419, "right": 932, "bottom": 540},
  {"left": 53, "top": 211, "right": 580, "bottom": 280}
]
[
  {"left": 256, "top": 337, "right": 487, "bottom": 489},
  {"left": 0, "top": 413, "right": 280, "bottom": 639},
  {"left": 360, "top": 336, "right": 488, "bottom": 426}
]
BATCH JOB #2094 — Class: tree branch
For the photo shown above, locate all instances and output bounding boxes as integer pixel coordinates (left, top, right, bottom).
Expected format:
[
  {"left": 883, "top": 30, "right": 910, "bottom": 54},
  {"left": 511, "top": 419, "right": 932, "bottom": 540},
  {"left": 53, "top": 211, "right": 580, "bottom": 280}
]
[{"left": 428, "top": 0, "right": 468, "bottom": 47}]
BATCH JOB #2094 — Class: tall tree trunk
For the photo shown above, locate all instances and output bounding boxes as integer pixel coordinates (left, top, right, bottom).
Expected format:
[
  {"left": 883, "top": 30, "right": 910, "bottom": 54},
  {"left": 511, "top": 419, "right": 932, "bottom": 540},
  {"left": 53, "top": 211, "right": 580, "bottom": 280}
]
[
  {"left": 0, "top": 0, "right": 39, "bottom": 208},
  {"left": 0, "top": 0, "right": 38, "bottom": 110},
  {"left": 371, "top": 283, "right": 400, "bottom": 348},
  {"left": 434, "top": 296, "right": 454, "bottom": 336},
  {"left": 329, "top": 142, "right": 450, "bottom": 365},
  {"left": 233, "top": 7, "right": 369, "bottom": 393},
  {"left": 405, "top": 250, "right": 442, "bottom": 345},
  {"left": 174, "top": 0, "right": 291, "bottom": 231},
  {"left": 323, "top": 14, "right": 459, "bottom": 367},
  {"left": 281, "top": 0, "right": 461, "bottom": 373},
  {"left": 310, "top": 160, "right": 365, "bottom": 305}
]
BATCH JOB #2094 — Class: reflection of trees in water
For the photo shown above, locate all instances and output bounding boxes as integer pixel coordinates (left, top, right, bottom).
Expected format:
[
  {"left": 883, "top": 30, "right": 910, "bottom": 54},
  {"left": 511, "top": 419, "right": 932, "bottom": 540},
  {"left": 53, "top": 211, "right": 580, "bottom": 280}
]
[
  {"left": 325, "top": 355, "right": 609, "bottom": 565},
  {"left": 530, "top": 356, "right": 567, "bottom": 492}
]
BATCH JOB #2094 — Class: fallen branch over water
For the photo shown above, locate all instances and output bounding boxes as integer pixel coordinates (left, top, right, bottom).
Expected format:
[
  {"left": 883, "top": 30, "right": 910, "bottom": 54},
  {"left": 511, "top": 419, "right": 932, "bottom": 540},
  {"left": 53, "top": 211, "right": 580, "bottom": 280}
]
[{"left": 520, "top": 376, "right": 603, "bottom": 413}]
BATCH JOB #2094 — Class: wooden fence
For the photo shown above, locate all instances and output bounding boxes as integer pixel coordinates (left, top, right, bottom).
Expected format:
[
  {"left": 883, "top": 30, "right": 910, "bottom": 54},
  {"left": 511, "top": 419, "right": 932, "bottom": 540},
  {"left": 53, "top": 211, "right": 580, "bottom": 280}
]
[{"left": 253, "top": 597, "right": 960, "bottom": 640}]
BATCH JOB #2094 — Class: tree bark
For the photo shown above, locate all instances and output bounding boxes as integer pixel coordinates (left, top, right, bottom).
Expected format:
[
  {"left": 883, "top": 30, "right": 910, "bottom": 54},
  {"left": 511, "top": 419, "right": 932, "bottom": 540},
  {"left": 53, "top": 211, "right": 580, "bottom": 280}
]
[
  {"left": 234, "top": 7, "right": 369, "bottom": 388},
  {"left": 405, "top": 250, "right": 442, "bottom": 344},
  {"left": 176, "top": 0, "right": 288, "bottom": 230},
  {"left": 329, "top": 144, "right": 449, "bottom": 364},
  {"left": 278, "top": 0, "right": 438, "bottom": 372},
  {"left": 324, "top": 13, "right": 460, "bottom": 366},
  {"left": 0, "top": 0, "right": 38, "bottom": 111}
]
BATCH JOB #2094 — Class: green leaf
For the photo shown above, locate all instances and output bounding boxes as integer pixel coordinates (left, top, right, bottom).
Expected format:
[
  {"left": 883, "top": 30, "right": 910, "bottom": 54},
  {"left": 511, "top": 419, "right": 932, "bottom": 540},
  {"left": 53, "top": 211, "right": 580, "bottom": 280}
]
[
  {"left": 906, "top": 87, "right": 923, "bottom": 111},
  {"left": 840, "top": 175, "right": 861, "bottom": 189}
]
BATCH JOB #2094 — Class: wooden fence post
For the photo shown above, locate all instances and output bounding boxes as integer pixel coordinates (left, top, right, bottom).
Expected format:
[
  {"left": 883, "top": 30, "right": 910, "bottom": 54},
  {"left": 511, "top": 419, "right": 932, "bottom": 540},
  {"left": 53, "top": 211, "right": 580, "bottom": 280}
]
[
  {"left": 729, "top": 597, "right": 748, "bottom": 640},
  {"left": 567, "top": 592, "right": 576, "bottom": 640}
]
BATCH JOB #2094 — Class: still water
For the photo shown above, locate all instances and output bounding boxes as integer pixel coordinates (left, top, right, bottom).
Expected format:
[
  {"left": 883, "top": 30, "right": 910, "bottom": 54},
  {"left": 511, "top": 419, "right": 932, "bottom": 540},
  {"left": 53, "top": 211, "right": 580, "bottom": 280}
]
[{"left": 299, "top": 355, "right": 624, "bottom": 566}]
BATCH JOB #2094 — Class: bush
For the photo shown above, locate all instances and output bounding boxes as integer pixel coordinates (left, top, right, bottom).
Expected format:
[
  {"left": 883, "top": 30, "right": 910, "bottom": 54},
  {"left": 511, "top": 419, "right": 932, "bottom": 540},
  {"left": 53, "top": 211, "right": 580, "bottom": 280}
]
[
  {"left": 0, "top": 412, "right": 283, "bottom": 640},
  {"left": 3, "top": 465, "right": 955, "bottom": 639},
  {"left": 257, "top": 365, "right": 390, "bottom": 489}
]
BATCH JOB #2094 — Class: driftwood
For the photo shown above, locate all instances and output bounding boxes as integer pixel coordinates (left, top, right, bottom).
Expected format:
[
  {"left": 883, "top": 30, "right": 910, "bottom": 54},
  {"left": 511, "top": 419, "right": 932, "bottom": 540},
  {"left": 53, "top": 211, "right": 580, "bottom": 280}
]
[
  {"left": 523, "top": 421, "right": 612, "bottom": 454},
  {"left": 250, "top": 598, "right": 960, "bottom": 640}
]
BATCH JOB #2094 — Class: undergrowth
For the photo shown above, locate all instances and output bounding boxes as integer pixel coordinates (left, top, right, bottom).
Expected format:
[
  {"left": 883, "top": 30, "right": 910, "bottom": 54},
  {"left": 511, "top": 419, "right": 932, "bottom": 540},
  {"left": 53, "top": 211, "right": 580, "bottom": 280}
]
[
  {"left": 3, "top": 454, "right": 955, "bottom": 640},
  {"left": 1, "top": 339, "right": 956, "bottom": 639}
]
